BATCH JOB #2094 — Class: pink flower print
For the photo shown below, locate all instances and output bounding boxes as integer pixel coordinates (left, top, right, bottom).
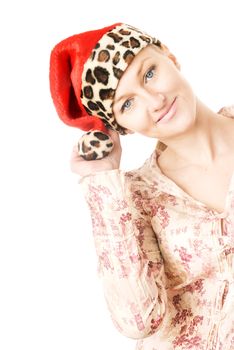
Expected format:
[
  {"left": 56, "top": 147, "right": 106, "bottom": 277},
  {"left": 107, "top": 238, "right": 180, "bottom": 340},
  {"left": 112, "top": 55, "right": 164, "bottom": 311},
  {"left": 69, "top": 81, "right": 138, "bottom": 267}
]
[
  {"left": 173, "top": 334, "right": 202, "bottom": 349},
  {"left": 129, "top": 302, "right": 145, "bottom": 331},
  {"left": 119, "top": 263, "right": 131, "bottom": 278},
  {"left": 183, "top": 279, "right": 204, "bottom": 295},
  {"left": 187, "top": 315, "right": 204, "bottom": 335},
  {"left": 224, "top": 247, "right": 234, "bottom": 256},
  {"left": 192, "top": 239, "right": 203, "bottom": 257},
  {"left": 99, "top": 250, "right": 114, "bottom": 272},
  {"left": 135, "top": 219, "right": 146, "bottom": 236},
  {"left": 174, "top": 246, "right": 192, "bottom": 271},
  {"left": 119, "top": 212, "right": 132, "bottom": 235},
  {"left": 157, "top": 205, "right": 170, "bottom": 228},
  {"left": 119, "top": 212, "right": 132, "bottom": 224},
  {"left": 134, "top": 313, "right": 145, "bottom": 332},
  {"left": 171, "top": 308, "right": 193, "bottom": 327},
  {"left": 96, "top": 184, "right": 112, "bottom": 196},
  {"left": 146, "top": 261, "right": 163, "bottom": 278},
  {"left": 172, "top": 294, "right": 182, "bottom": 309},
  {"left": 114, "top": 199, "right": 128, "bottom": 210},
  {"left": 146, "top": 203, "right": 158, "bottom": 217},
  {"left": 150, "top": 316, "right": 163, "bottom": 333}
]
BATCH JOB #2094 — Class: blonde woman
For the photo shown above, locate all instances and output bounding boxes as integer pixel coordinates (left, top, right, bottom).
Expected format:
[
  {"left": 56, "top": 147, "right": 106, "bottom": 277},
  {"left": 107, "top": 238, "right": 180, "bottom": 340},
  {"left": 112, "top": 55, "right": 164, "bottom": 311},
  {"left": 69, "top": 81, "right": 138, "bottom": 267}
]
[{"left": 50, "top": 22, "right": 234, "bottom": 349}]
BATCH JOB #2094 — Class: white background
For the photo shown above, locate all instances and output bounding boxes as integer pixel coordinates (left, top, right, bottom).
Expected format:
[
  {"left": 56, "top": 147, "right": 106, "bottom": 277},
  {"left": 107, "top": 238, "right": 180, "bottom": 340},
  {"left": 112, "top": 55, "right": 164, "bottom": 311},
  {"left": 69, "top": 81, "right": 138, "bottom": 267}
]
[{"left": 0, "top": 0, "right": 234, "bottom": 349}]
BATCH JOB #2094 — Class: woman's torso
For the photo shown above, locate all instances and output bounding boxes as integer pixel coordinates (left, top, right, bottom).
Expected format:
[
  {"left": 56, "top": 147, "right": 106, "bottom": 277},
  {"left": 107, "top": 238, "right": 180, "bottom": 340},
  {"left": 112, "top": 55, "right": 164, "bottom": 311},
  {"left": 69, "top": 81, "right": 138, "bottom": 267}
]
[{"left": 135, "top": 107, "right": 234, "bottom": 349}]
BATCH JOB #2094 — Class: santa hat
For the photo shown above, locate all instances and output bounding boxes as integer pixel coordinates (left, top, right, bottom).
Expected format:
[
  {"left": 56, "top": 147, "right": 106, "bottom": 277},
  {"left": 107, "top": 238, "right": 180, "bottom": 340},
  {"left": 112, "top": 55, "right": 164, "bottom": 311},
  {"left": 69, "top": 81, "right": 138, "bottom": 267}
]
[{"left": 49, "top": 22, "right": 179, "bottom": 160}]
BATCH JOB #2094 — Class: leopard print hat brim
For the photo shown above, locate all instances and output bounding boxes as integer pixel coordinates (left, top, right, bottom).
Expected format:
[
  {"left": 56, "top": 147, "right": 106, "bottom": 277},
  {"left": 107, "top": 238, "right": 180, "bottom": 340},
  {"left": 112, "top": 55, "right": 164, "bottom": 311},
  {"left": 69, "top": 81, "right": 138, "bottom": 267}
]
[{"left": 80, "top": 23, "right": 163, "bottom": 135}]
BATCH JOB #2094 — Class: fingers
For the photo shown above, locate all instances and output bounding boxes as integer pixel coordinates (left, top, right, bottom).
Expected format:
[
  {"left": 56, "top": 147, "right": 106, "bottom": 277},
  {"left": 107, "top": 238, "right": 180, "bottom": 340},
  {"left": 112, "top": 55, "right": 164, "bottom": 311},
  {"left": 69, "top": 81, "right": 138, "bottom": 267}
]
[
  {"left": 70, "top": 143, "right": 85, "bottom": 166},
  {"left": 107, "top": 129, "right": 121, "bottom": 151},
  {"left": 108, "top": 129, "right": 120, "bottom": 139},
  {"left": 70, "top": 144, "right": 83, "bottom": 174},
  {"left": 71, "top": 144, "right": 78, "bottom": 154},
  {"left": 70, "top": 143, "right": 79, "bottom": 161}
]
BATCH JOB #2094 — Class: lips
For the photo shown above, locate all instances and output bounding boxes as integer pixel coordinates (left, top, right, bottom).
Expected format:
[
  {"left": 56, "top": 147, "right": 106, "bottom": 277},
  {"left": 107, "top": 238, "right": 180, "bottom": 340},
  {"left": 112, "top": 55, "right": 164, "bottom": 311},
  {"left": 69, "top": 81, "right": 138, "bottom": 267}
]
[{"left": 157, "top": 98, "right": 176, "bottom": 122}]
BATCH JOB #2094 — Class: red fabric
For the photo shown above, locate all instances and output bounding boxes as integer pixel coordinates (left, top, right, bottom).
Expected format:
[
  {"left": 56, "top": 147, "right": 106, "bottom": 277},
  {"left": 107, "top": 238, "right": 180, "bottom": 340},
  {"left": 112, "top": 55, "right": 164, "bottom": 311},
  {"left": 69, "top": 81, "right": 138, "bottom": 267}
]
[{"left": 49, "top": 23, "right": 121, "bottom": 132}]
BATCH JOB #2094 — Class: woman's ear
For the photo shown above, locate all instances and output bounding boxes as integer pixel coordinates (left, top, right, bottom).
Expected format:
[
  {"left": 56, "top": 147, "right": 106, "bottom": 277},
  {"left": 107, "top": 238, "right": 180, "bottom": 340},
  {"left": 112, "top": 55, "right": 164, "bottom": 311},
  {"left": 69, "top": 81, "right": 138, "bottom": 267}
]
[
  {"left": 156, "top": 43, "right": 181, "bottom": 70},
  {"left": 168, "top": 52, "right": 181, "bottom": 70}
]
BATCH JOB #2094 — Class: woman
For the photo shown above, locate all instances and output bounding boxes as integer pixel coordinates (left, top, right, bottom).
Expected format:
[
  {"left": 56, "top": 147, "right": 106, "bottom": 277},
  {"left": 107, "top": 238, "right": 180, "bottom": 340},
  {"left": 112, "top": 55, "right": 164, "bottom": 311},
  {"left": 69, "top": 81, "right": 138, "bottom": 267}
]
[{"left": 50, "top": 22, "right": 234, "bottom": 349}]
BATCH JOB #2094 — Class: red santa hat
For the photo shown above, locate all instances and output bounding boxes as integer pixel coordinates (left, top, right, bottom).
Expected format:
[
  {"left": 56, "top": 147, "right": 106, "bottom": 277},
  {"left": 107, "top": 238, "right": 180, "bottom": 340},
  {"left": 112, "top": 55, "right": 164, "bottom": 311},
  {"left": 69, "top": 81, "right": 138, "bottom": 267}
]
[{"left": 49, "top": 22, "right": 179, "bottom": 160}]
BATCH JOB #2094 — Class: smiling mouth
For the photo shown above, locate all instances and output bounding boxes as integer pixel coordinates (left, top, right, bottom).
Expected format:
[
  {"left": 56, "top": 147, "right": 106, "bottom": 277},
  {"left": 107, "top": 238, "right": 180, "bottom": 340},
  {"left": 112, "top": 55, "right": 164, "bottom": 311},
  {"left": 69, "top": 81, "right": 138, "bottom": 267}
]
[{"left": 157, "top": 98, "right": 177, "bottom": 123}]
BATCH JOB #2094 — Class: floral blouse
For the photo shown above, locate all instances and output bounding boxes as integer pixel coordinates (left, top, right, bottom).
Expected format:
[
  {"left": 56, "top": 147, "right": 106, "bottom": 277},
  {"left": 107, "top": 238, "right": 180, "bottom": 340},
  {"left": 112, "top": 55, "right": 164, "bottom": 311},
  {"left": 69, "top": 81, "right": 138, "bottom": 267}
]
[{"left": 79, "top": 106, "right": 234, "bottom": 350}]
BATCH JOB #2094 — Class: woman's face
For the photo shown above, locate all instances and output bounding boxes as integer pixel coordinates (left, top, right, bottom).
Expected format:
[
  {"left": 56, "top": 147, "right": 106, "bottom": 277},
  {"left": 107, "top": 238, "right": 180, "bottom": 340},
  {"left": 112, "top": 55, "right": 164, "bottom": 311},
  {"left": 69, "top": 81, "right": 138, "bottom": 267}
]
[{"left": 113, "top": 44, "right": 197, "bottom": 140}]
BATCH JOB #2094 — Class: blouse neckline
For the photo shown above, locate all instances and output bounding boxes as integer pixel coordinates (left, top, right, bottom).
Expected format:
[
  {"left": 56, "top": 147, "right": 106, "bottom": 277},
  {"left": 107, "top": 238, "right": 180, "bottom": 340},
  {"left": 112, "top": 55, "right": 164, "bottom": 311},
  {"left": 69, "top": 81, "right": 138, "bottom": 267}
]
[{"left": 149, "top": 106, "right": 234, "bottom": 219}]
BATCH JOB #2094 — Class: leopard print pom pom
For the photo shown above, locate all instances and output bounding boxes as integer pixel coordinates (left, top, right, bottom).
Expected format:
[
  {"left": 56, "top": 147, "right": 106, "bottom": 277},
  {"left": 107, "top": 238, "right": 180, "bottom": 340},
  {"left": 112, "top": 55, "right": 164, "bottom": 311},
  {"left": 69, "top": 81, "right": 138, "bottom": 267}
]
[{"left": 77, "top": 130, "right": 114, "bottom": 161}]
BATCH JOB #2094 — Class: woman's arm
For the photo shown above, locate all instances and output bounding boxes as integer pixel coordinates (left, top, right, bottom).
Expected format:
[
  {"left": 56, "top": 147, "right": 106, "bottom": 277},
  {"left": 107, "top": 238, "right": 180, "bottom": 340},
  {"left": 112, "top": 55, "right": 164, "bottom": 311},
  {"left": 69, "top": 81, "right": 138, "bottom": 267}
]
[{"left": 79, "top": 169, "right": 167, "bottom": 340}]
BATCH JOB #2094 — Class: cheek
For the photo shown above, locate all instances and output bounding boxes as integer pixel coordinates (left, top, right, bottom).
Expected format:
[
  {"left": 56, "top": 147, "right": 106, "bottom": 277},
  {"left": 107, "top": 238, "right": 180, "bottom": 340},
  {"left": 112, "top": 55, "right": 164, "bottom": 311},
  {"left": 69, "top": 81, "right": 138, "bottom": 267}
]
[
  {"left": 114, "top": 110, "right": 126, "bottom": 128},
  {"left": 176, "top": 92, "right": 196, "bottom": 124},
  {"left": 160, "top": 67, "right": 186, "bottom": 93},
  {"left": 175, "top": 73, "right": 195, "bottom": 98},
  {"left": 169, "top": 72, "right": 196, "bottom": 116},
  {"left": 114, "top": 113, "right": 132, "bottom": 130},
  {"left": 114, "top": 112, "right": 121, "bottom": 126},
  {"left": 155, "top": 94, "right": 196, "bottom": 138},
  {"left": 115, "top": 102, "right": 145, "bottom": 130}
]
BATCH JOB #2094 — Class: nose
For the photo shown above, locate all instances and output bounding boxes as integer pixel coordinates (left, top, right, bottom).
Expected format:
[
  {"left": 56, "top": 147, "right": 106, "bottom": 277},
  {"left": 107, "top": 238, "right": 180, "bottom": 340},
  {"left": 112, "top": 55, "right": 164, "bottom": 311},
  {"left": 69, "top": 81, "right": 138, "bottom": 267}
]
[{"left": 146, "top": 93, "right": 166, "bottom": 121}]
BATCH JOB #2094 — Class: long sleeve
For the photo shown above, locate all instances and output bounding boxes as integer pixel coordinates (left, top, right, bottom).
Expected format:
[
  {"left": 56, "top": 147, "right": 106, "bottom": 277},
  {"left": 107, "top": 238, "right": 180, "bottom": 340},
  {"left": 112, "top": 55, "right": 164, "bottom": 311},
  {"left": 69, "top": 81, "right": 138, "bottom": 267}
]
[{"left": 79, "top": 169, "right": 167, "bottom": 339}]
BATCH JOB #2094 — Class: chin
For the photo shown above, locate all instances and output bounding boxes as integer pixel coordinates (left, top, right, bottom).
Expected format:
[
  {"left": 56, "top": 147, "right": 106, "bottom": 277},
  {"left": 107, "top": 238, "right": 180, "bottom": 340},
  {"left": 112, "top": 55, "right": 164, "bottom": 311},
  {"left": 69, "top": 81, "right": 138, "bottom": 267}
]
[{"left": 156, "top": 117, "right": 193, "bottom": 141}]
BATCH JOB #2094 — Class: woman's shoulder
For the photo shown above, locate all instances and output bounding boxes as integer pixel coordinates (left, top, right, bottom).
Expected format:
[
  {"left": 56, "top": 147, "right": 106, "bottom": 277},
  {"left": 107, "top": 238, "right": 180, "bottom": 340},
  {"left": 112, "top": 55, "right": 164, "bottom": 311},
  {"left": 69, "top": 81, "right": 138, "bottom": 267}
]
[{"left": 124, "top": 149, "right": 162, "bottom": 192}]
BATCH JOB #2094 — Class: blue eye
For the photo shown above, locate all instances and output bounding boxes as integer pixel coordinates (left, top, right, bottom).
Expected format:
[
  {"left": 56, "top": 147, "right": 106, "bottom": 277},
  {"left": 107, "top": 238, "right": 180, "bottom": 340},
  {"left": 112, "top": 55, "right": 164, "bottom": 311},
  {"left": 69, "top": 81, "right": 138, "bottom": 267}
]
[
  {"left": 145, "top": 66, "right": 155, "bottom": 82},
  {"left": 121, "top": 99, "right": 132, "bottom": 113}
]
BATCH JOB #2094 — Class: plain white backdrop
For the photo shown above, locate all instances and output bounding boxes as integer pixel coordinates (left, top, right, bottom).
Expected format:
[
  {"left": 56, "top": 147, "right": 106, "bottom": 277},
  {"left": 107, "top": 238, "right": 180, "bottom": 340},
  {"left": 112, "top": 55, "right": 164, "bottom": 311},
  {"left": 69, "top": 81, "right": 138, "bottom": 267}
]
[{"left": 0, "top": 0, "right": 234, "bottom": 349}]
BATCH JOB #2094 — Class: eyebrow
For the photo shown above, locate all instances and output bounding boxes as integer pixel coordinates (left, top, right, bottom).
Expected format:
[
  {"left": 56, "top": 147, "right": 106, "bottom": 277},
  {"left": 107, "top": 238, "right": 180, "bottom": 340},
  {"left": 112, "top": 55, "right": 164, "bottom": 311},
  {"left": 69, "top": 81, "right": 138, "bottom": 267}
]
[{"left": 114, "top": 56, "right": 152, "bottom": 106}]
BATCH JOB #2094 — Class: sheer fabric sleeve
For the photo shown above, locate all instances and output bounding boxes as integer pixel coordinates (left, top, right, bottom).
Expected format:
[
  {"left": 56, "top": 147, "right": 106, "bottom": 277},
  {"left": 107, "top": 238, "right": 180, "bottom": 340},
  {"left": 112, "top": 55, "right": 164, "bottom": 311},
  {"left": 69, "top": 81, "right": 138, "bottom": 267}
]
[{"left": 79, "top": 169, "right": 167, "bottom": 339}]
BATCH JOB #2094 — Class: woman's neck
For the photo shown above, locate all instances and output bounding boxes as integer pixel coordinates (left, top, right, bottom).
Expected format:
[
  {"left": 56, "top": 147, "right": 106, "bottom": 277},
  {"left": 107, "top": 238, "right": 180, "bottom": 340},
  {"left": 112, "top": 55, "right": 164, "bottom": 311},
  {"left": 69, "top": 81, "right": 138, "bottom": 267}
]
[{"left": 158, "top": 98, "right": 234, "bottom": 169}]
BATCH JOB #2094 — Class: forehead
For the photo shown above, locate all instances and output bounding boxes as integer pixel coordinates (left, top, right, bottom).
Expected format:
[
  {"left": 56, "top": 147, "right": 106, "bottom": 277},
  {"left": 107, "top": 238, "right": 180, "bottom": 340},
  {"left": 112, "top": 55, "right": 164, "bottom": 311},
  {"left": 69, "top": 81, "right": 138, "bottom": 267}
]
[
  {"left": 118, "top": 44, "right": 165, "bottom": 80},
  {"left": 113, "top": 45, "right": 164, "bottom": 101},
  {"left": 129, "top": 44, "right": 164, "bottom": 65}
]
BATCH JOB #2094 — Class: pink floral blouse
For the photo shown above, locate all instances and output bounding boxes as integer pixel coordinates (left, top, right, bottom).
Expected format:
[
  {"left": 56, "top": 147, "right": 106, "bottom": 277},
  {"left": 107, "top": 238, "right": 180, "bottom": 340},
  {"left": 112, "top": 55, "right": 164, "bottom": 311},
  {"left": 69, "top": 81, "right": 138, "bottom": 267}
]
[{"left": 79, "top": 106, "right": 234, "bottom": 350}]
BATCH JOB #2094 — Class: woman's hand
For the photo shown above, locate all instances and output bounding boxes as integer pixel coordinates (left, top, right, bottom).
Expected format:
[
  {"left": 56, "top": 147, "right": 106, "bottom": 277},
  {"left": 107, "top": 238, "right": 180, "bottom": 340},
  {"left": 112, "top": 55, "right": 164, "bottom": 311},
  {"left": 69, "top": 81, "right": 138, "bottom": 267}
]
[{"left": 70, "top": 130, "right": 122, "bottom": 177}]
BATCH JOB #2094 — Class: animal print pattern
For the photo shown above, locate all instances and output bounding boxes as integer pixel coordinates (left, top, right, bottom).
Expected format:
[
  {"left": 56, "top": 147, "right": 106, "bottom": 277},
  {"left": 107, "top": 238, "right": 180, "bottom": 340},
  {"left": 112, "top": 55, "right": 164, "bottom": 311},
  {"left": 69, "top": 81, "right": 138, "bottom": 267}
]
[{"left": 78, "top": 130, "right": 114, "bottom": 160}]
